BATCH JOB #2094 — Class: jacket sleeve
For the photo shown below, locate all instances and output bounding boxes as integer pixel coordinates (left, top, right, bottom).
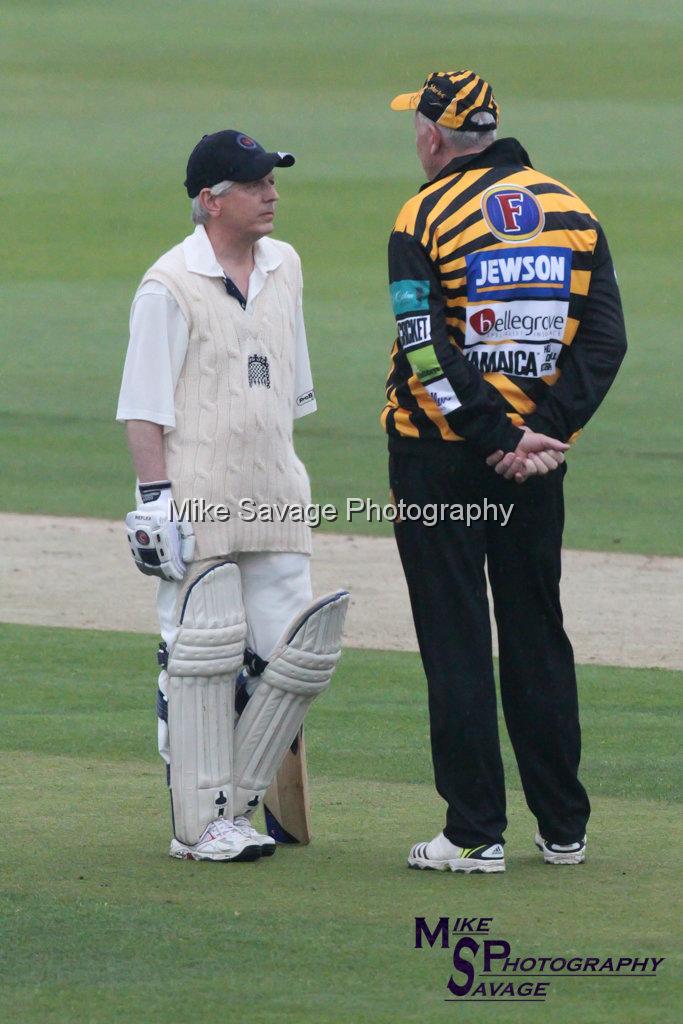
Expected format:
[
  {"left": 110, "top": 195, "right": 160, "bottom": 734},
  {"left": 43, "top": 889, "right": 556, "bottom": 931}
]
[
  {"left": 524, "top": 226, "right": 627, "bottom": 440},
  {"left": 389, "top": 229, "right": 523, "bottom": 456}
]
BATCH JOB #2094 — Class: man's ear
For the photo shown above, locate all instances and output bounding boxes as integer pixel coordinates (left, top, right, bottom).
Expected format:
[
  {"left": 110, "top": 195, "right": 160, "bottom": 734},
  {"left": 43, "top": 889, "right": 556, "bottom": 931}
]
[{"left": 199, "top": 188, "right": 221, "bottom": 219}]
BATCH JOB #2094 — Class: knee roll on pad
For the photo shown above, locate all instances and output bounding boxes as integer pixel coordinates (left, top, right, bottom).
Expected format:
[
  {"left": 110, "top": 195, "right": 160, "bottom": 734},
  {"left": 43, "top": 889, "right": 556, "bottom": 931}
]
[
  {"left": 233, "top": 590, "right": 349, "bottom": 816},
  {"left": 166, "top": 561, "right": 246, "bottom": 845}
]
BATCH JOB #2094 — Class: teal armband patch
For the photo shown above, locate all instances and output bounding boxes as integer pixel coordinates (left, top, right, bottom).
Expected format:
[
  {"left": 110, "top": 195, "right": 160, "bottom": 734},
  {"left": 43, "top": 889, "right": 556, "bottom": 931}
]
[{"left": 390, "top": 279, "right": 430, "bottom": 316}]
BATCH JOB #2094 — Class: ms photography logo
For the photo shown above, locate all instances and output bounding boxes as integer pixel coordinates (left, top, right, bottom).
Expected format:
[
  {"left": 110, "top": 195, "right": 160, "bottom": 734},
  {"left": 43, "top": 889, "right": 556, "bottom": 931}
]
[{"left": 414, "top": 917, "right": 665, "bottom": 1004}]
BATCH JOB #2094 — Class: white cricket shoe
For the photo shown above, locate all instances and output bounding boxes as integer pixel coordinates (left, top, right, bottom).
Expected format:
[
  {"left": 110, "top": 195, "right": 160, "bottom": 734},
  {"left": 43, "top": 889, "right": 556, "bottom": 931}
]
[
  {"left": 234, "top": 815, "right": 277, "bottom": 857},
  {"left": 408, "top": 831, "right": 505, "bottom": 873},
  {"left": 169, "top": 817, "right": 261, "bottom": 862},
  {"left": 534, "top": 833, "right": 586, "bottom": 864}
]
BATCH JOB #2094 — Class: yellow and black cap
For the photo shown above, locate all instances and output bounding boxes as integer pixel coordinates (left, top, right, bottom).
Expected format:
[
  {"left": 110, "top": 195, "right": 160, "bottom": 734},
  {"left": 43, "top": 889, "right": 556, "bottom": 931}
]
[
  {"left": 390, "top": 70, "right": 499, "bottom": 132},
  {"left": 184, "top": 130, "right": 295, "bottom": 197}
]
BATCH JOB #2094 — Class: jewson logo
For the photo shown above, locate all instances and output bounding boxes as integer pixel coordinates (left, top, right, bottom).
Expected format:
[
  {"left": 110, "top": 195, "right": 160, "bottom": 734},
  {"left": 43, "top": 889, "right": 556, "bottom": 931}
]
[
  {"left": 390, "top": 279, "right": 430, "bottom": 316},
  {"left": 466, "top": 246, "right": 572, "bottom": 302},
  {"left": 481, "top": 184, "right": 544, "bottom": 242},
  {"left": 465, "top": 300, "right": 568, "bottom": 345}
]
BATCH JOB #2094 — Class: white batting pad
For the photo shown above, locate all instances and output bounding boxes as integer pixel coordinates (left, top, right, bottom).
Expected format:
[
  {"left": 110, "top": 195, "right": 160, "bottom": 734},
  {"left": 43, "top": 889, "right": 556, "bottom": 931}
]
[
  {"left": 233, "top": 590, "right": 349, "bottom": 816},
  {"left": 166, "top": 561, "right": 246, "bottom": 845}
]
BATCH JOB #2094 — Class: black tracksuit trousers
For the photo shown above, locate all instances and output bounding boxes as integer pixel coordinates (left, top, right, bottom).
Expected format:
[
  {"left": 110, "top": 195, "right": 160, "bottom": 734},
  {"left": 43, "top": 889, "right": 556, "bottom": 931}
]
[{"left": 389, "top": 442, "right": 590, "bottom": 847}]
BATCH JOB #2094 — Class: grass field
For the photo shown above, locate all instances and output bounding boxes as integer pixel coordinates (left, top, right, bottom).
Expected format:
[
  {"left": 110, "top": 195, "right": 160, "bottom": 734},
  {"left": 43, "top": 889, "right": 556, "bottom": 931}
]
[
  {"left": 1, "top": 0, "right": 682, "bottom": 554},
  {"left": 1, "top": 4, "right": 681, "bottom": 1022},
  {"left": 1, "top": 624, "right": 681, "bottom": 1024}
]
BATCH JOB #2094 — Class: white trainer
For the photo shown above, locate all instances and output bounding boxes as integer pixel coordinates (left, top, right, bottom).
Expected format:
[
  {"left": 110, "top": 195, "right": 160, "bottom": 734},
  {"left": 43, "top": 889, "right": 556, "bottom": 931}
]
[
  {"left": 408, "top": 831, "right": 505, "bottom": 873},
  {"left": 234, "top": 816, "right": 277, "bottom": 857},
  {"left": 534, "top": 833, "right": 586, "bottom": 864},
  {"left": 169, "top": 817, "right": 261, "bottom": 862}
]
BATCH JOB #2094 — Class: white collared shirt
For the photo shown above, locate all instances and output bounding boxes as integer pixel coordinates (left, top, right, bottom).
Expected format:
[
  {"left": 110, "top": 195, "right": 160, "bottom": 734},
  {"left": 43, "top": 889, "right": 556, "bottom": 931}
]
[{"left": 116, "top": 225, "right": 316, "bottom": 428}]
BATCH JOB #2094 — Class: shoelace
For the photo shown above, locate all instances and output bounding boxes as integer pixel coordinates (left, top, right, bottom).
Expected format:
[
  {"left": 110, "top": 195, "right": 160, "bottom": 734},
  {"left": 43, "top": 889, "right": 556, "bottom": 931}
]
[
  {"left": 233, "top": 815, "right": 257, "bottom": 837},
  {"left": 204, "top": 817, "right": 239, "bottom": 840}
]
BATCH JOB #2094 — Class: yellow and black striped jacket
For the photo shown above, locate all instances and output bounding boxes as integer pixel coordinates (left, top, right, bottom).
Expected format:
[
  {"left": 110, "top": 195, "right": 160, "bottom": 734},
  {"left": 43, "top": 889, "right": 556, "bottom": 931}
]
[{"left": 382, "top": 138, "right": 626, "bottom": 454}]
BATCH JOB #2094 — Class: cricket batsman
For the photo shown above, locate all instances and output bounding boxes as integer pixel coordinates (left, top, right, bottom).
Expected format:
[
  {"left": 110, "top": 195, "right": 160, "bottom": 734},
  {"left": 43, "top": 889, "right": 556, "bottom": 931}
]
[{"left": 117, "top": 129, "right": 348, "bottom": 862}]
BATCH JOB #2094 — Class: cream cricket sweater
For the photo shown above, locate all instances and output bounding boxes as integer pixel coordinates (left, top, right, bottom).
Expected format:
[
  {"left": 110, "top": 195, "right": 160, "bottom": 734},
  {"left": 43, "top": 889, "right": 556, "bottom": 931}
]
[{"left": 141, "top": 240, "right": 312, "bottom": 559}]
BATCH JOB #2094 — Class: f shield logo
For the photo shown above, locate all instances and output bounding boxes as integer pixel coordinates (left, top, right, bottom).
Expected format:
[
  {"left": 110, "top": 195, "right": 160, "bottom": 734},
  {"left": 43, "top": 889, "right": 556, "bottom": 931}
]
[
  {"left": 481, "top": 184, "right": 545, "bottom": 243},
  {"left": 493, "top": 192, "right": 525, "bottom": 232}
]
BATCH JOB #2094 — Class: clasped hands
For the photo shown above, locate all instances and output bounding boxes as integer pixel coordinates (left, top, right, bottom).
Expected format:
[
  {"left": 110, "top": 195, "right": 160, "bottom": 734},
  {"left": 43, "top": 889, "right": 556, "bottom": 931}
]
[{"left": 486, "top": 427, "right": 569, "bottom": 484}]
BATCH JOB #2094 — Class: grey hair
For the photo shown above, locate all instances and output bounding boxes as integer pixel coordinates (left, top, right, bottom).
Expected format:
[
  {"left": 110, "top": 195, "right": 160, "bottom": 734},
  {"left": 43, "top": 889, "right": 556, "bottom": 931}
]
[
  {"left": 417, "top": 110, "right": 497, "bottom": 153},
  {"left": 191, "top": 180, "right": 235, "bottom": 225}
]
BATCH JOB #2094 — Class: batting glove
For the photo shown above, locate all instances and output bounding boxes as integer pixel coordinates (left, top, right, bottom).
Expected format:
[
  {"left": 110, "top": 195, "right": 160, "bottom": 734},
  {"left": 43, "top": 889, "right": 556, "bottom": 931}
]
[{"left": 125, "top": 480, "right": 195, "bottom": 581}]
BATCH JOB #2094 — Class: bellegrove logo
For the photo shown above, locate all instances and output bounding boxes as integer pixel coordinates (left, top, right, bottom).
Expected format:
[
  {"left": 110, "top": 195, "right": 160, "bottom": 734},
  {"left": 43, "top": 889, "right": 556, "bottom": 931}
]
[{"left": 414, "top": 916, "right": 665, "bottom": 1004}]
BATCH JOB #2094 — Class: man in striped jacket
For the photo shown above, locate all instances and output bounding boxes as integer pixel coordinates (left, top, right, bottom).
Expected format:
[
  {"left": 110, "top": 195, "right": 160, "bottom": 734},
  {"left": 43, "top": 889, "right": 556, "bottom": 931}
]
[{"left": 385, "top": 71, "right": 627, "bottom": 873}]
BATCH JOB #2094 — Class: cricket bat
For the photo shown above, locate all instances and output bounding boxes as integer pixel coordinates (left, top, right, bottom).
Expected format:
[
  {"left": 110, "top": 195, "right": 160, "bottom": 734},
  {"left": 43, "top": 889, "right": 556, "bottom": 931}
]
[{"left": 263, "top": 726, "right": 312, "bottom": 844}]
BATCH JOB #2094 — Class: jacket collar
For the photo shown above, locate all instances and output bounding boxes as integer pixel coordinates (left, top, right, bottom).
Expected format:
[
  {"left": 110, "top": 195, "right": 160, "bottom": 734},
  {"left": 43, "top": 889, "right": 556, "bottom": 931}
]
[
  {"left": 182, "top": 224, "right": 283, "bottom": 277},
  {"left": 420, "top": 137, "right": 533, "bottom": 191}
]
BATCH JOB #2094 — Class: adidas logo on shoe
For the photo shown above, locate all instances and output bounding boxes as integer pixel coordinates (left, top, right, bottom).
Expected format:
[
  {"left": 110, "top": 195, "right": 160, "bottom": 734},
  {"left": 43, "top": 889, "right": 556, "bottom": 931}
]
[{"left": 408, "top": 832, "right": 505, "bottom": 873}]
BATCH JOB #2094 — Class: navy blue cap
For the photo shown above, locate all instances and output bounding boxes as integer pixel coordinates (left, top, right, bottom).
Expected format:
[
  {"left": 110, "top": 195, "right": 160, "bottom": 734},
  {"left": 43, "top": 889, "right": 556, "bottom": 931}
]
[{"left": 184, "top": 130, "right": 295, "bottom": 197}]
